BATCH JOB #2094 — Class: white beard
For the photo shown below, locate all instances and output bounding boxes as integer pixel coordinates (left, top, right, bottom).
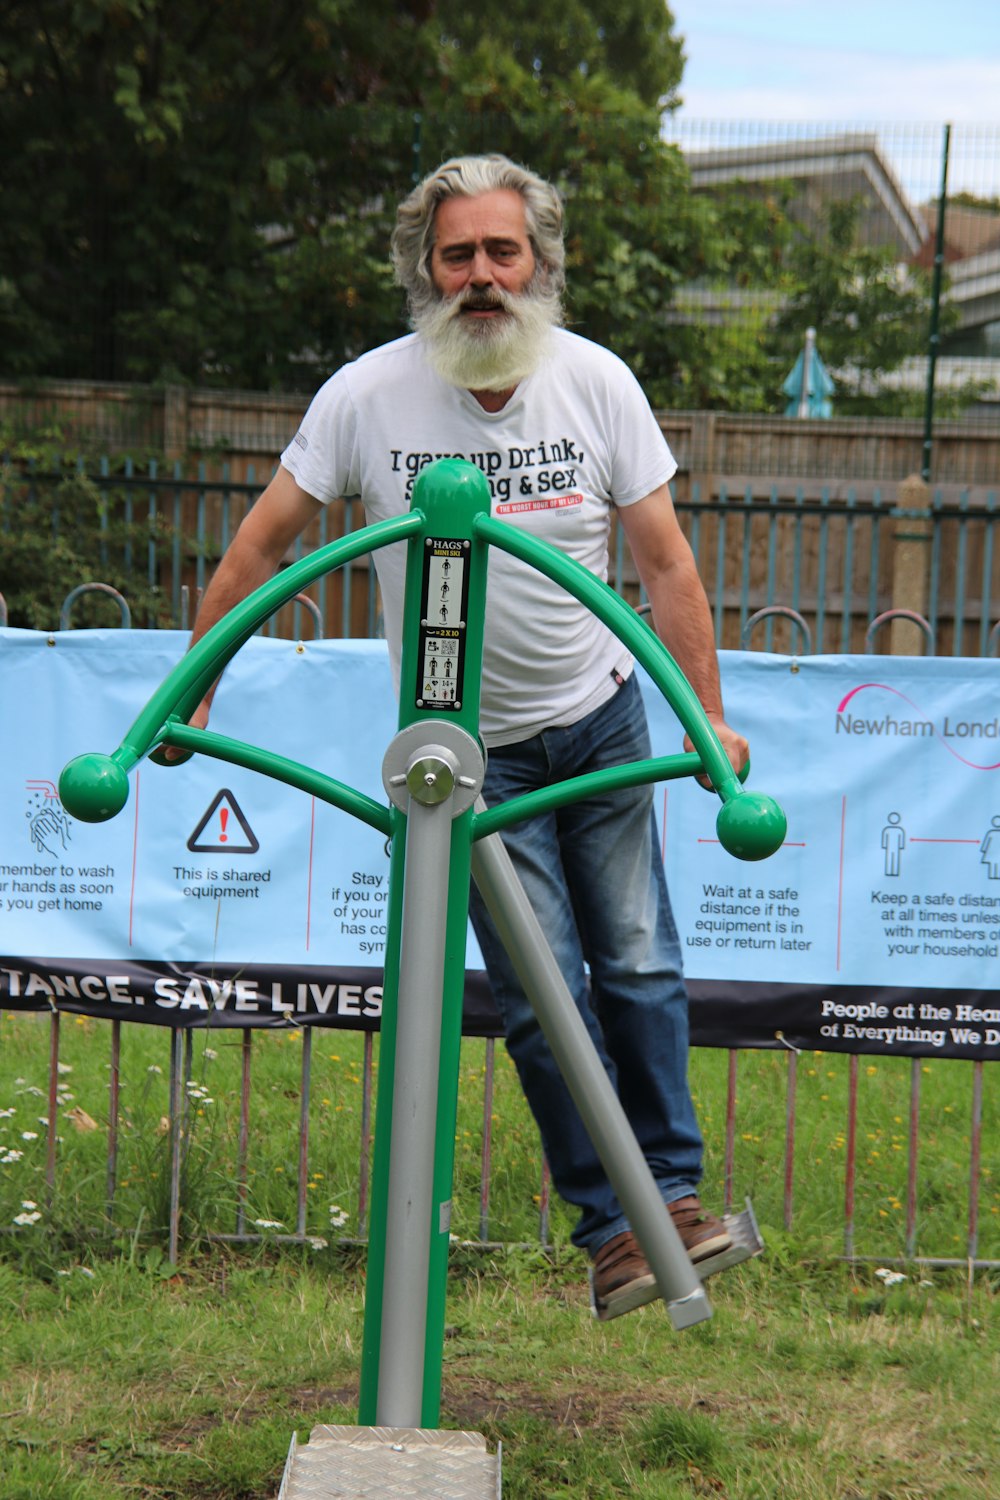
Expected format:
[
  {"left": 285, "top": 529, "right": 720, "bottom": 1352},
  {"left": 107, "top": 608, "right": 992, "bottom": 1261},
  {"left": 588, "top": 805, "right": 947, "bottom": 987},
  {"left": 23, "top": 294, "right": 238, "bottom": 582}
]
[{"left": 414, "top": 281, "right": 562, "bottom": 393}]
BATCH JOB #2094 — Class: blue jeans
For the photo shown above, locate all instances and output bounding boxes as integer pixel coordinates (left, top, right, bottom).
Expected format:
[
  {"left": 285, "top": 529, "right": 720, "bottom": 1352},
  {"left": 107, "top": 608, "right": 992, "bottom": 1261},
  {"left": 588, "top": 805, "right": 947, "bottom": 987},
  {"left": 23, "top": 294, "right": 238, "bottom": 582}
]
[{"left": 469, "top": 672, "right": 704, "bottom": 1254}]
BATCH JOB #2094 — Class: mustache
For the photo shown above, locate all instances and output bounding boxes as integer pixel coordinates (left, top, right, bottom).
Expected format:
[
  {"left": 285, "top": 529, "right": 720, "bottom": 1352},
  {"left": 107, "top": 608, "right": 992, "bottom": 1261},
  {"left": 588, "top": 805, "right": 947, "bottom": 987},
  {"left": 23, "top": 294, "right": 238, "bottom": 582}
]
[{"left": 456, "top": 289, "right": 512, "bottom": 313}]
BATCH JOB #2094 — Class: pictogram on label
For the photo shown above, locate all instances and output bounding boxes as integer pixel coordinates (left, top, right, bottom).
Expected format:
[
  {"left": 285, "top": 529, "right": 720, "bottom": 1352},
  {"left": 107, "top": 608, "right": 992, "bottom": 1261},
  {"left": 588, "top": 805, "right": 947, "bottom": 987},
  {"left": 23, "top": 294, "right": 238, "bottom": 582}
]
[
  {"left": 187, "top": 790, "right": 259, "bottom": 854},
  {"left": 427, "top": 553, "right": 464, "bottom": 627},
  {"left": 421, "top": 635, "right": 459, "bottom": 703}
]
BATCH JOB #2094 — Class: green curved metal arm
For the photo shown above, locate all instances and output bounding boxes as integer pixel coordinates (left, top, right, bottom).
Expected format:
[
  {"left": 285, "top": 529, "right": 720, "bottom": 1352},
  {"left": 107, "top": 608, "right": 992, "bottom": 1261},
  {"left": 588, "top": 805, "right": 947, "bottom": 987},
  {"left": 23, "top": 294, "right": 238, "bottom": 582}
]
[
  {"left": 58, "top": 460, "right": 785, "bottom": 860},
  {"left": 473, "top": 754, "right": 750, "bottom": 842},
  {"left": 477, "top": 515, "right": 740, "bottom": 799},
  {"left": 471, "top": 515, "right": 784, "bottom": 860},
  {"left": 163, "top": 723, "right": 392, "bottom": 837},
  {"left": 58, "top": 511, "right": 421, "bottom": 826},
  {"left": 124, "top": 512, "right": 423, "bottom": 768}
]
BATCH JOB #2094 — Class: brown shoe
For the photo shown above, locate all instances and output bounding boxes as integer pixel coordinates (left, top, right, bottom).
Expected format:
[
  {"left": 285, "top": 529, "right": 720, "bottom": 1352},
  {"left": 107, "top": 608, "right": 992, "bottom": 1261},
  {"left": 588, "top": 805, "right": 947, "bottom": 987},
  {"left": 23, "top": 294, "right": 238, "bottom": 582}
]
[
  {"left": 591, "top": 1231, "right": 659, "bottom": 1318},
  {"left": 668, "top": 1196, "right": 732, "bottom": 1262}
]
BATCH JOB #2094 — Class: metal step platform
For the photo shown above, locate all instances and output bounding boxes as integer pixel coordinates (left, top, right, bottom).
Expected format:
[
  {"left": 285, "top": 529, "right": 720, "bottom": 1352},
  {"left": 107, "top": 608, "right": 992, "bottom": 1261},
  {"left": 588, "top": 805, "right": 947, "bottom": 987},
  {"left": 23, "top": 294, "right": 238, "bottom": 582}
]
[
  {"left": 695, "top": 1199, "right": 765, "bottom": 1282},
  {"left": 590, "top": 1199, "right": 765, "bottom": 1321},
  {"left": 277, "top": 1425, "right": 501, "bottom": 1499}
]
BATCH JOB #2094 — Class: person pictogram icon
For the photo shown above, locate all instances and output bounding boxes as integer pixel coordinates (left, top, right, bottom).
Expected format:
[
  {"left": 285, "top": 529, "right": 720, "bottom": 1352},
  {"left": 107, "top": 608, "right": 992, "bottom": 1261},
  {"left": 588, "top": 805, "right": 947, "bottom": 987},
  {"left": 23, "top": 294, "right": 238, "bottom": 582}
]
[
  {"left": 980, "top": 815, "right": 1000, "bottom": 879},
  {"left": 881, "top": 811, "right": 905, "bottom": 877}
]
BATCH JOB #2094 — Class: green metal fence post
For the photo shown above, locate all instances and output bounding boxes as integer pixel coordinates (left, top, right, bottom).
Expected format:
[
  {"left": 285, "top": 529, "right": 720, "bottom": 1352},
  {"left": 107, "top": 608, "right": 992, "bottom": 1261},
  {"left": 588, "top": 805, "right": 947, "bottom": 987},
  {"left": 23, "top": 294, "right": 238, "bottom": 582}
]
[{"left": 922, "top": 122, "right": 952, "bottom": 485}]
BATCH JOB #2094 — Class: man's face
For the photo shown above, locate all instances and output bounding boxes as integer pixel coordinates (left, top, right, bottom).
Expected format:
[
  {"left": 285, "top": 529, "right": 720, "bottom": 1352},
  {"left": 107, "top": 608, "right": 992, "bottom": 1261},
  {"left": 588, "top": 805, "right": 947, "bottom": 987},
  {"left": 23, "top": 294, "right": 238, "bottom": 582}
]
[
  {"left": 416, "top": 187, "right": 560, "bottom": 393},
  {"left": 429, "top": 189, "right": 538, "bottom": 315}
]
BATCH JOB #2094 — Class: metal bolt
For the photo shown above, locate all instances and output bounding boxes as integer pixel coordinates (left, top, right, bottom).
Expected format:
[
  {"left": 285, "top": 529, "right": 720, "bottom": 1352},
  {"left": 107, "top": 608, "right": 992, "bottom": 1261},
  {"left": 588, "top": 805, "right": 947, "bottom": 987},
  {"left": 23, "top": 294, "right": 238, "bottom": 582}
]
[{"left": 405, "top": 753, "right": 455, "bottom": 805}]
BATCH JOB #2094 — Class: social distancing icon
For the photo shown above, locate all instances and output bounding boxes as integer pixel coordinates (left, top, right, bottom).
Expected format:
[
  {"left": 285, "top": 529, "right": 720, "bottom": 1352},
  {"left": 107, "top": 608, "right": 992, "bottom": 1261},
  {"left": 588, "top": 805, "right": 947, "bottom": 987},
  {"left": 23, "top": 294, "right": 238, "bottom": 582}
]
[{"left": 187, "top": 790, "right": 259, "bottom": 854}]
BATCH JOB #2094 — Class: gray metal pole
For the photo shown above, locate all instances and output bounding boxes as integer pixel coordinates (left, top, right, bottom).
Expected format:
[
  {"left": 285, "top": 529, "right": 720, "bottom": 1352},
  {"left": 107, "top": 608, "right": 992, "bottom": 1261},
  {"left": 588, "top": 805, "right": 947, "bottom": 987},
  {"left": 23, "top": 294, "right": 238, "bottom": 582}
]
[
  {"left": 168, "top": 1027, "right": 183, "bottom": 1265},
  {"left": 471, "top": 818, "right": 711, "bottom": 1329},
  {"left": 797, "top": 327, "right": 816, "bottom": 419},
  {"left": 375, "top": 773, "right": 456, "bottom": 1426}
]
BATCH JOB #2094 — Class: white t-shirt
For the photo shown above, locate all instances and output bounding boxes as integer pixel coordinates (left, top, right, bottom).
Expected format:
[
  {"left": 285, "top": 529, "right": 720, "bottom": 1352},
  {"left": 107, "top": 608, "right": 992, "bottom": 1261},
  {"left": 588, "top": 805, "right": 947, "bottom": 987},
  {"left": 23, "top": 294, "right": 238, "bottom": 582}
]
[{"left": 281, "top": 328, "right": 677, "bottom": 746}]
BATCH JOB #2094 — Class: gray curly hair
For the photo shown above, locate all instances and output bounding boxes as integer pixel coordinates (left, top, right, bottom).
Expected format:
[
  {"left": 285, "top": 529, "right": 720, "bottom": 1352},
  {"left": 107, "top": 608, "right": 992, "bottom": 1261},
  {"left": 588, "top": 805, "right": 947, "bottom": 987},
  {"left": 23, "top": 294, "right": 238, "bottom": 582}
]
[{"left": 391, "top": 154, "right": 566, "bottom": 317}]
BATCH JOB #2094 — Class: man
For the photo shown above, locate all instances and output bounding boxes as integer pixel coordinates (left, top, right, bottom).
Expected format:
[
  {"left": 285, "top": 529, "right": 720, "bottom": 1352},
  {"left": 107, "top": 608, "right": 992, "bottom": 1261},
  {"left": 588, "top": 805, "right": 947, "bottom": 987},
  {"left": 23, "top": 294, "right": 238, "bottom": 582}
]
[{"left": 181, "top": 154, "right": 747, "bottom": 1318}]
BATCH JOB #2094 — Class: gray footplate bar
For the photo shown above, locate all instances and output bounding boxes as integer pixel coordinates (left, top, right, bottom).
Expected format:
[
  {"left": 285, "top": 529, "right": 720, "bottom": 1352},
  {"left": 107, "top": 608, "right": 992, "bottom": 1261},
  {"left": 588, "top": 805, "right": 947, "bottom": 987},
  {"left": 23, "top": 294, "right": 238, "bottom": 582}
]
[
  {"left": 590, "top": 1200, "right": 765, "bottom": 1322},
  {"left": 277, "top": 1425, "right": 500, "bottom": 1499}
]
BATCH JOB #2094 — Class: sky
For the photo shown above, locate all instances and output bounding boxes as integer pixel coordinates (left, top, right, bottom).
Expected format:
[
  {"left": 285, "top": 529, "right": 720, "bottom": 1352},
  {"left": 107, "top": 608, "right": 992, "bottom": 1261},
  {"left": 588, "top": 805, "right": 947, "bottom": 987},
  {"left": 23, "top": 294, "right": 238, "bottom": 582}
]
[
  {"left": 669, "top": 1, "right": 1000, "bottom": 122},
  {"left": 666, "top": 0, "right": 1000, "bottom": 198}
]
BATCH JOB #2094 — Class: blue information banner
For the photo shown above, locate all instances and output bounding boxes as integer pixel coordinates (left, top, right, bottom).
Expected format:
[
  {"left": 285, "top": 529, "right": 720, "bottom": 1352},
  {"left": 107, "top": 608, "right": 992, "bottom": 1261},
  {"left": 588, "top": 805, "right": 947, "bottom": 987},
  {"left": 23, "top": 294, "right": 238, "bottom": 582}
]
[
  {"left": 2, "top": 628, "right": 998, "bottom": 1058},
  {"left": 3, "top": 629, "right": 402, "bottom": 964},
  {"left": 647, "top": 652, "right": 1000, "bottom": 992}
]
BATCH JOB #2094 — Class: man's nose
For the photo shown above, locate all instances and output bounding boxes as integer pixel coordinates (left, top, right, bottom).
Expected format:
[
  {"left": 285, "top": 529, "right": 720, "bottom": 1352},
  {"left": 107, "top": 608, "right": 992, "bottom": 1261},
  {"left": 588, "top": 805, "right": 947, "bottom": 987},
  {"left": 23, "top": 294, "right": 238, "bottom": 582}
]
[{"left": 469, "top": 247, "right": 494, "bottom": 285}]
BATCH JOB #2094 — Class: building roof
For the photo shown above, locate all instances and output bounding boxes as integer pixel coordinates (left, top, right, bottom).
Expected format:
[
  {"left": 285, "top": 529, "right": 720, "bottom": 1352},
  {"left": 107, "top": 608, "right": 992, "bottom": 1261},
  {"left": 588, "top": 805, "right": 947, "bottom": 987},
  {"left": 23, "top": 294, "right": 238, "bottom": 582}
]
[
  {"left": 680, "top": 131, "right": 926, "bottom": 258},
  {"left": 917, "top": 203, "right": 1000, "bottom": 262}
]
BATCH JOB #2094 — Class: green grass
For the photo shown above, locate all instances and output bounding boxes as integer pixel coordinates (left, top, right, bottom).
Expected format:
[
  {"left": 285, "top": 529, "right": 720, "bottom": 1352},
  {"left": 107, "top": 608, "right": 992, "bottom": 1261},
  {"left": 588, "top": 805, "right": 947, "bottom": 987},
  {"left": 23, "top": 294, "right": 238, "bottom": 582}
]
[
  {"left": 0, "top": 1011, "right": 563, "bottom": 1253},
  {"left": 1, "top": 1010, "right": 998, "bottom": 1498},
  {"left": 0, "top": 1245, "right": 996, "bottom": 1499}
]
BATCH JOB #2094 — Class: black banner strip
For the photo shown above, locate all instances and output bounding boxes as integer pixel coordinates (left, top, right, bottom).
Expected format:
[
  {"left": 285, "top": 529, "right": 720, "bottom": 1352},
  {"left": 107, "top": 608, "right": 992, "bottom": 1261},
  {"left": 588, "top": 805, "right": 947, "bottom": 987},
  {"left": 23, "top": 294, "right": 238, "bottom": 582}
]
[{"left": 1, "top": 958, "right": 998, "bottom": 1061}]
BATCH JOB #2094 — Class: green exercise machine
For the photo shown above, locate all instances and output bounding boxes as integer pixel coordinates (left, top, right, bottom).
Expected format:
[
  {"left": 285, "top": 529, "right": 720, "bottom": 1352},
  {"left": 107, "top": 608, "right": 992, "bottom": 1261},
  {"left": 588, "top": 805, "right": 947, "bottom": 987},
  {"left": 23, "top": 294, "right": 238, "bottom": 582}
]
[{"left": 60, "top": 459, "right": 786, "bottom": 1498}]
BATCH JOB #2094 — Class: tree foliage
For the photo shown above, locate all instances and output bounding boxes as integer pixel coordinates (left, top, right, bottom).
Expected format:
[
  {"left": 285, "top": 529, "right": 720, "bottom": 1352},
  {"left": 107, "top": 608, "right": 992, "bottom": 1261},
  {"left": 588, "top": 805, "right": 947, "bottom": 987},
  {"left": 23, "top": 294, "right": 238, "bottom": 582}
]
[
  {"left": 0, "top": 0, "right": 692, "bottom": 394},
  {"left": 0, "top": 435, "right": 177, "bottom": 629},
  {"left": 670, "top": 191, "right": 957, "bottom": 416},
  {"left": 1, "top": 5, "right": 966, "bottom": 416},
  {"left": 764, "top": 199, "right": 938, "bottom": 415}
]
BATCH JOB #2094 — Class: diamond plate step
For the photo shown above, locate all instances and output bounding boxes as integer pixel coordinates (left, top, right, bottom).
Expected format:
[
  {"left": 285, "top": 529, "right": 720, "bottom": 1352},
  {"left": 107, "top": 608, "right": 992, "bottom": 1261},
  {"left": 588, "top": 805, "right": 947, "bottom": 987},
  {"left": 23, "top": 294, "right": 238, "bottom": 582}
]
[{"left": 277, "top": 1426, "right": 501, "bottom": 1499}]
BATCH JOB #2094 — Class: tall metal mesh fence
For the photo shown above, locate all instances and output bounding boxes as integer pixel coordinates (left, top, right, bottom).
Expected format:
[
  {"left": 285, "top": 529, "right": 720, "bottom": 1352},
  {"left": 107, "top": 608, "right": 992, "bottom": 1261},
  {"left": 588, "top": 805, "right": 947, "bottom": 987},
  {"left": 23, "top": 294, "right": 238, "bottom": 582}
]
[
  {"left": 2, "top": 116, "right": 997, "bottom": 443},
  {"left": 659, "top": 120, "right": 1000, "bottom": 444},
  {"left": 2, "top": 117, "right": 997, "bottom": 648}
]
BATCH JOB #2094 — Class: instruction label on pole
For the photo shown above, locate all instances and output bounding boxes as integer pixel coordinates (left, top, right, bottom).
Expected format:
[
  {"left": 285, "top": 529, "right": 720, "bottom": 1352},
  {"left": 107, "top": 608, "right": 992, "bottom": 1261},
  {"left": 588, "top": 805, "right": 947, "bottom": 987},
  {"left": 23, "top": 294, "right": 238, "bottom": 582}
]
[{"left": 416, "top": 538, "right": 469, "bottom": 711}]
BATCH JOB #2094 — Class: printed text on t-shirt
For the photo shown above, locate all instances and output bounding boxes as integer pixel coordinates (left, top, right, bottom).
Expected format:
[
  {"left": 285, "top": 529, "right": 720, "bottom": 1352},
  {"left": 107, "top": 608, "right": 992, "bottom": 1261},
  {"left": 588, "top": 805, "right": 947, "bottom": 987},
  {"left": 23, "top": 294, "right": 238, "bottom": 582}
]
[
  {"left": 495, "top": 493, "right": 583, "bottom": 515},
  {"left": 390, "top": 437, "right": 586, "bottom": 503}
]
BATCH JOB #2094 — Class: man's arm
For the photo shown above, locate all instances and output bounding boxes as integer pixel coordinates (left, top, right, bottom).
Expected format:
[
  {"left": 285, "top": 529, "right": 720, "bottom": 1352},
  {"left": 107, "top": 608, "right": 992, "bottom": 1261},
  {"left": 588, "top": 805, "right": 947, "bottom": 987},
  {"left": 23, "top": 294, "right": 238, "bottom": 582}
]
[
  {"left": 179, "top": 465, "right": 323, "bottom": 731},
  {"left": 617, "top": 482, "right": 748, "bottom": 777}
]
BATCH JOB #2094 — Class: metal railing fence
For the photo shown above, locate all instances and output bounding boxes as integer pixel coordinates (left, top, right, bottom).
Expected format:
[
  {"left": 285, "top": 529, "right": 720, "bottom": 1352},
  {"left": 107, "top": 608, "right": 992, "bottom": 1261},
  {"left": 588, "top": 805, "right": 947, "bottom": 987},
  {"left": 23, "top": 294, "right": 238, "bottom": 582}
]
[
  {"left": 4, "top": 459, "right": 1000, "bottom": 656},
  {"left": 1, "top": 1003, "right": 992, "bottom": 1275},
  {"left": 680, "top": 480, "right": 1000, "bottom": 658}
]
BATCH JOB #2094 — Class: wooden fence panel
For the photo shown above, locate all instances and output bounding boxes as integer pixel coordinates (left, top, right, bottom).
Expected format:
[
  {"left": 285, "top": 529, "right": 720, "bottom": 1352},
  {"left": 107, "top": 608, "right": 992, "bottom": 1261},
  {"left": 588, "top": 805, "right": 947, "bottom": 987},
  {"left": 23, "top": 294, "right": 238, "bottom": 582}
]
[{"left": 3, "top": 379, "right": 998, "bottom": 655}]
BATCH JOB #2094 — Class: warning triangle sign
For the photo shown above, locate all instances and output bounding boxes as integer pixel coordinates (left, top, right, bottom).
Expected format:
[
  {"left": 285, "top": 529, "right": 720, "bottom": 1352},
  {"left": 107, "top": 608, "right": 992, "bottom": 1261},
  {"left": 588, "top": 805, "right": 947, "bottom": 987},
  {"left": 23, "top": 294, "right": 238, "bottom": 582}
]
[{"left": 187, "top": 789, "right": 259, "bottom": 854}]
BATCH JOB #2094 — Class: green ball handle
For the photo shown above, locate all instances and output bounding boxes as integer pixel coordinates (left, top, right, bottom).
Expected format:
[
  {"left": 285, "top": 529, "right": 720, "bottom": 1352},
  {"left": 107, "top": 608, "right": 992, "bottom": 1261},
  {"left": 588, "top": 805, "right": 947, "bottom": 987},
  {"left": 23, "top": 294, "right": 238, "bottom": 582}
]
[
  {"left": 58, "top": 754, "right": 131, "bottom": 823},
  {"left": 716, "top": 791, "right": 787, "bottom": 861}
]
